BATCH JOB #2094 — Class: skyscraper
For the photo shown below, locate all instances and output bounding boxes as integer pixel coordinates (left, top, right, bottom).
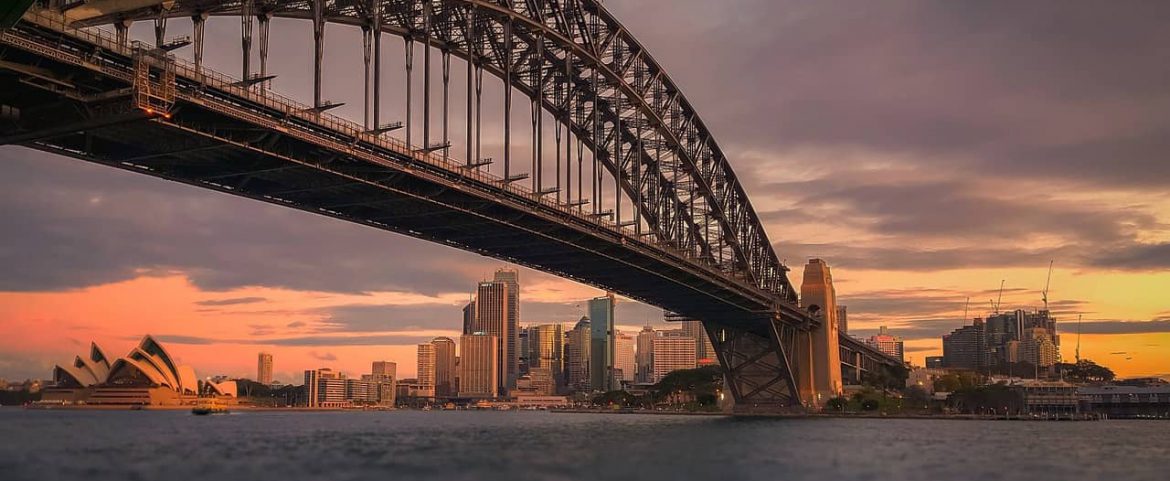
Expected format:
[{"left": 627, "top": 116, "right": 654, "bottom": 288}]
[
  {"left": 528, "top": 323, "right": 564, "bottom": 392},
  {"left": 866, "top": 326, "right": 905, "bottom": 362},
  {"left": 417, "top": 343, "right": 436, "bottom": 398},
  {"left": 459, "top": 333, "right": 499, "bottom": 398},
  {"left": 614, "top": 330, "right": 636, "bottom": 383},
  {"left": 371, "top": 361, "right": 397, "bottom": 381},
  {"left": 462, "top": 300, "right": 476, "bottom": 335},
  {"left": 589, "top": 293, "right": 616, "bottom": 392},
  {"left": 472, "top": 280, "right": 510, "bottom": 395},
  {"left": 257, "top": 352, "right": 273, "bottom": 385},
  {"left": 566, "top": 317, "right": 591, "bottom": 392},
  {"left": 432, "top": 337, "right": 457, "bottom": 397},
  {"left": 680, "top": 320, "right": 715, "bottom": 363},
  {"left": 651, "top": 332, "right": 696, "bottom": 383},
  {"left": 636, "top": 325, "right": 655, "bottom": 383},
  {"left": 493, "top": 269, "right": 520, "bottom": 391},
  {"left": 943, "top": 319, "right": 985, "bottom": 371},
  {"left": 517, "top": 326, "right": 530, "bottom": 375}
]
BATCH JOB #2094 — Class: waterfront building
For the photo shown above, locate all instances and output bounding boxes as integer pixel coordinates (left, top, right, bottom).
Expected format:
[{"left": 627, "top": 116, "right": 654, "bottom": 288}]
[
  {"left": 1079, "top": 385, "right": 1170, "bottom": 419},
  {"left": 417, "top": 343, "right": 436, "bottom": 398},
  {"left": 566, "top": 317, "right": 591, "bottom": 392},
  {"left": 257, "top": 352, "right": 273, "bottom": 385},
  {"left": 589, "top": 293, "right": 617, "bottom": 392},
  {"left": 371, "top": 361, "right": 397, "bottom": 381},
  {"left": 1011, "top": 380, "right": 1079, "bottom": 414},
  {"left": 43, "top": 336, "right": 219, "bottom": 406},
  {"left": 866, "top": 326, "right": 905, "bottom": 362},
  {"left": 636, "top": 325, "right": 654, "bottom": 383},
  {"left": 943, "top": 319, "right": 985, "bottom": 371},
  {"left": 651, "top": 332, "right": 697, "bottom": 383},
  {"left": 432, "top": 337, "right": 457, "bottom": 397},
  {"left": 472, "top": 280, "right": 510, "bottom": 394},
  {"left": 494, "top": 269, "right": 521, "bottom": 391},
  {"left": 614, "top": 330, "right": 636, "bottom": 383},
  {"left": 459, "top": 333, "right": 499, "bottom": 398},
  {"left": 527, "top": 324, "right": 564, "bottom": 391}
]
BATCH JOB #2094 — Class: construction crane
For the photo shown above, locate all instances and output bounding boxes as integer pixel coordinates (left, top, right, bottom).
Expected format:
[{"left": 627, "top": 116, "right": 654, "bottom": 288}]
[
  {"left": 1041, "top": 260, "right": 1054, "bottom": 312},
  {"left": 991, "top": 280, "right": 1005, "bottom": 315},
  {"left": 1075, "top": 314, "right": 1083, "bottom": 363}
]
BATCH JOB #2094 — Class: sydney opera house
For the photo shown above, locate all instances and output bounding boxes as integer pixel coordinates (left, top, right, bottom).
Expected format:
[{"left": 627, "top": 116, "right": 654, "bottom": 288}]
[{"left": 43, "top": 335, "right": 236, "bottom": 406}]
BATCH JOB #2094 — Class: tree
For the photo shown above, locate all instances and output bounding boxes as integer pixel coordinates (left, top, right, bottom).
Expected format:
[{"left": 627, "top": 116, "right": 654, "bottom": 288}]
[{"left": 1057, "top": 359, "right": 1115, "bottom": 384}]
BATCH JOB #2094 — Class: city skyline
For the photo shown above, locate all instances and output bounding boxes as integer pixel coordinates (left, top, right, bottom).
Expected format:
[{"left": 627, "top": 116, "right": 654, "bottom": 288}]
[{"left": 2, "top": 0, "right": 1169, "bottom": 384}]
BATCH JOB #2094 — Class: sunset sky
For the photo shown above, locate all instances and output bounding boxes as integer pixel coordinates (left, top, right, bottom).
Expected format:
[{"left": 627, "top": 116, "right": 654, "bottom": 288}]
[{"left": 2, "top": 0, "right": 1168, "bottom": 382}]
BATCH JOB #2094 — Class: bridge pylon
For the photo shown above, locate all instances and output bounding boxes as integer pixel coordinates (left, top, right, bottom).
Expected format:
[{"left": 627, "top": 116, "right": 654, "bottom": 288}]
[{"left": 796, "top": 258, "right": 844, "bottom": 408}]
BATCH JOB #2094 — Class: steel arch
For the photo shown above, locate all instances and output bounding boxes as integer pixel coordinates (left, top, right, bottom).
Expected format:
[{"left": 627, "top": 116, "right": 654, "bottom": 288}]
[{"left": 77, "top": 0, "right": 797, "bottom": 305}]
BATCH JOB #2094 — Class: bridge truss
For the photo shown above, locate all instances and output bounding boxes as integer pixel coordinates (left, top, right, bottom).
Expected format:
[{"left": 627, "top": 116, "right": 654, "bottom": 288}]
[{"left": 0, "top": 1, "right": 897, "bottom": 409}]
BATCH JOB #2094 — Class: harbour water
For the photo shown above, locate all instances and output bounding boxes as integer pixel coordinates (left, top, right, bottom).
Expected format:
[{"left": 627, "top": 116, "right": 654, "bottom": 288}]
[{"left": 0, "top": 408, "right": 1165, "bottom": 481}]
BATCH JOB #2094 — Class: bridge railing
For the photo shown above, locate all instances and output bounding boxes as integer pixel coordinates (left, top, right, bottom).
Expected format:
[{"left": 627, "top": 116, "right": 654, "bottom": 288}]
[{"left": 17, "top": 6, "right": 768, "bottom": 298}]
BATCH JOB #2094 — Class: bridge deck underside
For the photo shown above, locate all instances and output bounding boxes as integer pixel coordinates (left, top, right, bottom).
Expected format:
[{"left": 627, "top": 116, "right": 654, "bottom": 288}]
[{"left": 0, "top": 22, "right": 779, "bottom": 328}]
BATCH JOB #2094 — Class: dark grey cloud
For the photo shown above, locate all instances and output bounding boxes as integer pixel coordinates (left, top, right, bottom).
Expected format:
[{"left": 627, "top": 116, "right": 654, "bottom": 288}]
[
  {"left": 194, "top": 297, "right": 267, "bottom": 307},
  {"left": 1090, "top": 242, "right": 1170, "bottom": 271},
  {"left": 156, "top": 333, "right": 440, "bottom": 347},
  {"left": 0, "top": 150, "right": 500, "bottom": 294},
  {"left": 608, "top": 0, "right": 1170, "bottom": 191},
  {"left": 308, "top": 351, "right": 337, "bottom": 362},
  {"left": 314, "top": 303, "right": 463, "bottom": 333},
  {"left": 1072, "top": 320, "right": 1170, "bottom": 335},
  {"left": 849, "top": 318, "right": 965, "bottom": 342}
]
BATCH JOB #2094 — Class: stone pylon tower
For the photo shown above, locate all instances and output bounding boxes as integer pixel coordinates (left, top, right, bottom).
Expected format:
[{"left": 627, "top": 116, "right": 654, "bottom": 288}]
[{"left": 798, "top": 258, "right": 843, "bottom": 407}]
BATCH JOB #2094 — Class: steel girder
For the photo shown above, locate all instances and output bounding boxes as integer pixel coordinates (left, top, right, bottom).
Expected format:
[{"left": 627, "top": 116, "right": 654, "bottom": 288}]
[
  {"left": 72, "top": 0, "right": 798, "bottom": 306},
  {"left": 705, "top": 319, "right": 802, "bottom": 409}
]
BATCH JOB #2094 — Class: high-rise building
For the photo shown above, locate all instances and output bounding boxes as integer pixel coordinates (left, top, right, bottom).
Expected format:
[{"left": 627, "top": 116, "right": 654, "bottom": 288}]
[
  {"left": 528, "top": 324, "right": 564, "bottom": 392},
  {"left": 472, "top": 280, "right": 510, "bottom": 395},
  {"left": 943, "top": 319, "right": 985, "bottom": 371},
  {"left": 493, "top": 269, "right": 520, "bottom": 391},
  {"left": 459, "top": 333, "right": 499, "bottom": 398},
  {"left": 589, "top": 293, "right": 616, "bottom": 392},
  {"left": 866, "top": 326, "right": 905, "bottom": 362},
  {"left": 432, "top": 337, "right": 457, "bottom": 397},
  {"left": 636, "top": 325, "right": 655, "bottom": 383},
  {"left": 304, "top": 368, "right": 348, "bottom": 407},
  {"left": 417, "top": 343, "right": 436, "bottom": 397},
  {"left": 304, "top": 369, "right": 320, "bottom": 407},
  {"left": 518, "top": 326, "right": 530, "bottom": 376},
  {"left": 837, "top": 305, "right": 849, "bottom": 335},
  {"left": 651, "top": 332, "right": 696, "bottom": 383},
  {"left": 680, "top": 320, "right": 715, "bottom": 363},
  {"left": 462, "top": 300, "right": 476, "bottom": 335},
  {"left": 371, "top": 361, "right": 397, "bottom": 381},
  {"left": 257, "top": 352, "right": 273, "bottom": 385},
  {"left": 614, "top": 330, "right": 636, "bottom": 383},
  {"left": 566, "top": 317, "right": 591, "bottom": 392}
]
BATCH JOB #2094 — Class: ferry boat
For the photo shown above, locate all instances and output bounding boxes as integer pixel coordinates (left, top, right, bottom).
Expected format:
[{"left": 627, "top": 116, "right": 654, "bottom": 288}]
[{"left": 191, "top": 398, "right": 229, "bottom": 415}]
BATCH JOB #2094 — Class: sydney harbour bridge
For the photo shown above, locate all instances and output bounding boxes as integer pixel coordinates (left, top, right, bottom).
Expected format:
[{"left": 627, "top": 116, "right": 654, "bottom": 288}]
[{"left": 0, "top": 0, "right": 902, "bottom": 411}]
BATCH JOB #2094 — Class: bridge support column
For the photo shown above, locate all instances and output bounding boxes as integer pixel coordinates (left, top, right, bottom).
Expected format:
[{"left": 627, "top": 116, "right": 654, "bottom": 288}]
[
  {"left": 705, "top": 320, "right": 803, "bottom": 414},
  {"left": 799, "top": 258, "right": 843, "bottom": 408}
]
